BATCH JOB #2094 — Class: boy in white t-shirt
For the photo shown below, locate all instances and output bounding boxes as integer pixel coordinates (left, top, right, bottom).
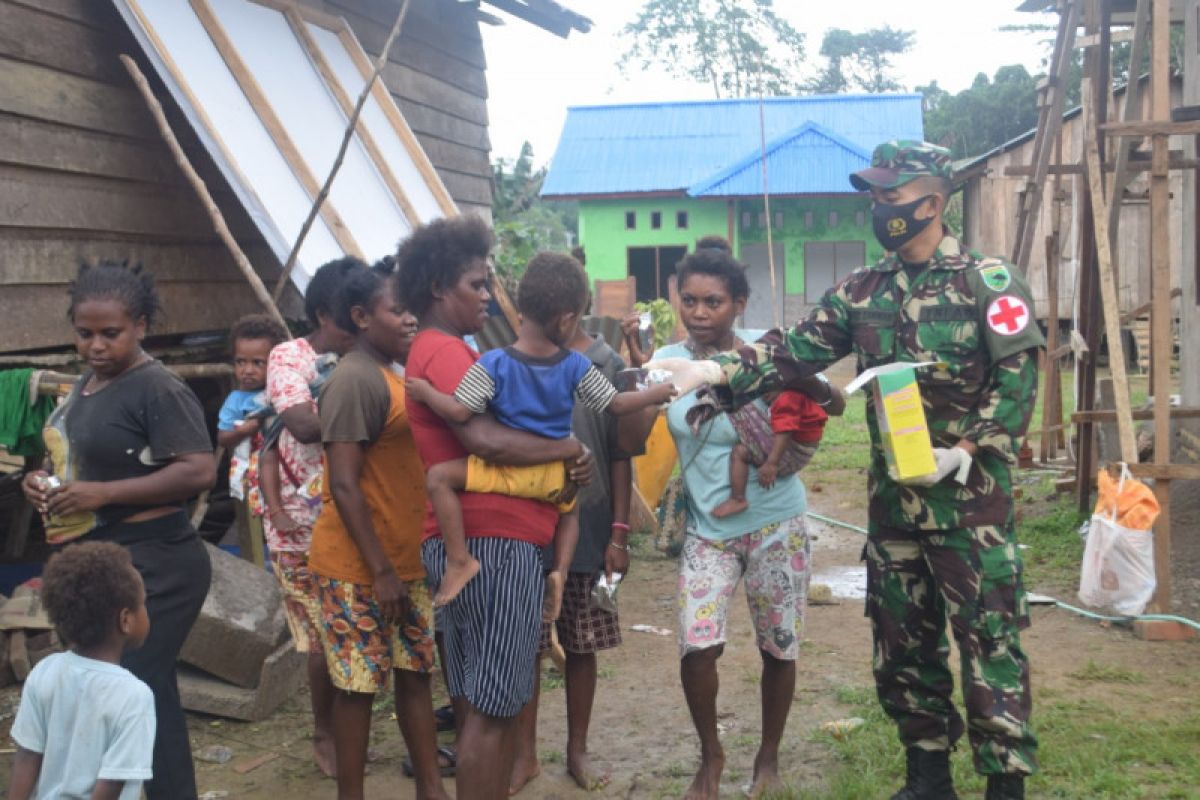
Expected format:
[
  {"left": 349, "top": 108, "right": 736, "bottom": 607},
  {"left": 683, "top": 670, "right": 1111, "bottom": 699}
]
[{"left": 8, "top": 542, "right": 155, "bottom": 800}]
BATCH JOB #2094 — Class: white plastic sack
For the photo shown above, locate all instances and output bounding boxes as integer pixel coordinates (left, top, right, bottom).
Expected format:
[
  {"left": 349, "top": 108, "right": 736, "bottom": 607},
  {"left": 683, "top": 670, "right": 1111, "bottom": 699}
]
[{"left": 1078, "top": 508, "right": 1156, "bottom": 617}]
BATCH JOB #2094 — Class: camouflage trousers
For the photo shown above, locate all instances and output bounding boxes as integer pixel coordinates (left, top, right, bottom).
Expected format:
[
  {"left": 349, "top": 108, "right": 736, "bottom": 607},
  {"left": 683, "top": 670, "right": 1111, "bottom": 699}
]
[{"left": 864, "top": 524, "right": 1038, "bottom": 776}]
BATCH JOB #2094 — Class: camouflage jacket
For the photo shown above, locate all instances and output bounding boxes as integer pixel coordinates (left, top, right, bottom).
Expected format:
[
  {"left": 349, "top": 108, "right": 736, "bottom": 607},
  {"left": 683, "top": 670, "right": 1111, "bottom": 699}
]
[{"left": 716, "top": 234, "right": 1044, "bottom": 531}]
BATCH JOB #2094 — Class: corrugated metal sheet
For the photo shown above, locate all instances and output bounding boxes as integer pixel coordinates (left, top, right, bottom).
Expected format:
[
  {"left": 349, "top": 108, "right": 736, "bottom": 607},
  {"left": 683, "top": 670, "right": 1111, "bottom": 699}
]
[
  {"left": 541, "top": 94, "right": 924, "bottom": 197},
  {"left": 687, "top": 122, "right": 871, "bottom": 196}
]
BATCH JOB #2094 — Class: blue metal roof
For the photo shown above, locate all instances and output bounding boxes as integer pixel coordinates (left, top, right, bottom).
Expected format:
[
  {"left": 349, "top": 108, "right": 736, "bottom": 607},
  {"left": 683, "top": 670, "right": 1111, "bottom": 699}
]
[
  {"left": 541, "top": 94, "right": 924, "bottom": 198},
  {"left": 687, "top": 121, "right": 872, "bottom": 197}
]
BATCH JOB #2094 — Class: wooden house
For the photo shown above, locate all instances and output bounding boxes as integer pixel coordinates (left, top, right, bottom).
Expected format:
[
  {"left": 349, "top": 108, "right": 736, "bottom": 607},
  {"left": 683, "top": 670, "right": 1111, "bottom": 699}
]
[
  {"left": 0, "top": 0, "right": 589, "bottom": 355},
  {"left": 956, "top": 74, "right": 1185, "bottom": 322}
]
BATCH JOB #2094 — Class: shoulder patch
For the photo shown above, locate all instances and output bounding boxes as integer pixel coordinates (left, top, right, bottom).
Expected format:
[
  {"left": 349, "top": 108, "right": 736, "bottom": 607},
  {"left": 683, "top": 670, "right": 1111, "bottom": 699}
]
[
  {"left": 986, "top": 296, "right": 1031, "bottom": 336},
  {"left": 978, "top": 263, "right": 1012, "bottom": 292}
]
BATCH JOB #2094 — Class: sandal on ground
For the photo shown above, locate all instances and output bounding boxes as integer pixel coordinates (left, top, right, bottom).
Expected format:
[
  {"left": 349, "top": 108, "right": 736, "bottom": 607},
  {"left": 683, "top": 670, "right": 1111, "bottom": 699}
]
[
  {"left": 402, "top": 745, "right": 456, "bottom": 778},
  {"left": 434, "top": 703, "right": 456, "bottom": 733}
]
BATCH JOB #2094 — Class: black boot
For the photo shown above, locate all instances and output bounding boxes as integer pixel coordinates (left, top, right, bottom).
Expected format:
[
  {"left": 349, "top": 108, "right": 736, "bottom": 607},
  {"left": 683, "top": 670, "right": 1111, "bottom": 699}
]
[
  {"left": 985, "top": 774, "right": 1024, "bottom": 800},
  {"left": 890, "top": 747, "right": 958, "bottom": 800}
]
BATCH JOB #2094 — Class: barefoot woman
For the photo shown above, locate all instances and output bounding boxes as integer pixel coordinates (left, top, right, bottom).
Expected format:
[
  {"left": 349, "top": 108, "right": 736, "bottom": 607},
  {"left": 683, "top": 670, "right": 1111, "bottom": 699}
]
[{"left": 651, "top": 246, "right": 837, "bottom": 798}]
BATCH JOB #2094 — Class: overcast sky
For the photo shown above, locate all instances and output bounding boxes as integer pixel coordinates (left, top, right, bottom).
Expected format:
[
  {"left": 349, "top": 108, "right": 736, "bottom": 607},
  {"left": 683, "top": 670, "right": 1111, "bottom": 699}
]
[{"left": 479, "top": 1, "right": 1057, "bottom": 167}]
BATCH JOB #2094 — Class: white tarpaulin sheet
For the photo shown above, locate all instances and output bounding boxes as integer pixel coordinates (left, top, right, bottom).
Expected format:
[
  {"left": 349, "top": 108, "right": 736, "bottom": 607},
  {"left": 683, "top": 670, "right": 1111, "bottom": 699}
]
[{"left": 111, "top": 0, "right": 456, "bottom": 292}]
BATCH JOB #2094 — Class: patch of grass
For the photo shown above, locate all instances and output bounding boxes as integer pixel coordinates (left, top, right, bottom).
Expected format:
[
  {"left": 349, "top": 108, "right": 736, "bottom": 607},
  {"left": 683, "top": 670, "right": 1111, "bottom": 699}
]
[
  {"left": 597, "top": 665, "right": 616, "bottom": 680},
  {"left": 808, "top": 395, "right": 871, "bottom": 472},
  {"left": 541, "top": 666, "right": 565, "bottom": 691},
  {"left": 540, "top": 749, "right": 564, "bottom": 764},
  {"left": 794, "top": 673, "right": 1200, "bottom": 799},
  {"left": 1067, "top": 660, "right": 1143, "bottom": 684},
  {"left": 1015, "top": 487, "right": 1087, "bottom": 591}
]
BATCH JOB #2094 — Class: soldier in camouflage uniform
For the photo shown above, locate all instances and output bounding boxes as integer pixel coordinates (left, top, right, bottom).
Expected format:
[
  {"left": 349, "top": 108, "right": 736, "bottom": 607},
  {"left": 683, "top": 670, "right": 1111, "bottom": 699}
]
[{"left": 651, "top": 142, "right": 1042, "bottom": 800}]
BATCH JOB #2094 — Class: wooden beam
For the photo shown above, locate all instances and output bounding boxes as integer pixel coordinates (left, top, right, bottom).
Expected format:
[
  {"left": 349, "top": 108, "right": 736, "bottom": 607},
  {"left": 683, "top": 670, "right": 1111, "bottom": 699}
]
[
  {"left": 1102, "top": 120, "right": 1200, "bottom": 136},
  {"left": 1127, "top": 463, "right": 1200, "bottom": 480},
  {"left": 1072, "top": 406, "right": 1200, "bottom": 422},
  {"left": 1108, "top": 0, "right": 1151, "bottom": 247},
  {"left": 1147, "top": 0, "right": 1174, "bottom": 613},
  {"left": 337, "top": 25, "right": 458, "bottom": 217},
  {"left": 283, "top": 8, "right": 420, "bottom": 228},
  {"left": 1082, "top": 74, "right": 1140, "bottom": 464},
  {"left": 187, "top": 0, "right": 364, "bottom": 259},
  {"left": 1119, "top": 286, "right": 1183, "bottom": 323},
  {"left": 1003, "top": 156, "right": 1200, "bottom": 176}
]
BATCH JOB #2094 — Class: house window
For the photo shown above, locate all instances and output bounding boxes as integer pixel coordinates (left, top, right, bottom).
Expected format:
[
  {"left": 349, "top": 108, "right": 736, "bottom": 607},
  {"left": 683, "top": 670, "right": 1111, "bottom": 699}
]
[
  {"left": 651, "top": 211, "right": 662, "bottom": 230},
  {"left": 804, "top": 211, "right": 814, "bottom": 229},
  {"left": 828, "top": 210, "right": 839, "bottom": 228},
  {"left": 774, "top": 211, "right": 784, "bottom": 229},
  {"left": 742, "top": 211, "right": 753, "bottom": 229},
  {"left": 855, "top": 210, "right": 866, "bottom": 227},
  {"left": 677, "top": 211, "right": 689, "bottom": 229},
  {"left": 625, "top": 211, "right": 636, "bottom": 230}
]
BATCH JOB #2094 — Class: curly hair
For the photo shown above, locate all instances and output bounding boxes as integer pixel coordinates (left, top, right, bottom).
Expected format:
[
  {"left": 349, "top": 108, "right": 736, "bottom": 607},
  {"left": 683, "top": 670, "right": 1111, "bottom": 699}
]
[
  {"left": 68, "top": 260, "right": 161, "bottom": 328},
  {"left": 694, "top": 235, "right": 732, "bottom": 253},
  {"left": 305, "top": 256, "right": 367, "bottom": 326},
  {"left": 517, "top": 252, "right": 589, "bottom": 327},
  {"left": 676, "top": 246, "right": 750, "bottom": 301},
  {"left": 42, "top": 541, "right": 142, "bottom": 650},
  {"left": 229, "top": 313, "right": 288, "bottom": 351},
  {"left": 395, "top": 215, "right": 493, "bottom": 318},
  {"left": 333, "top": 260, "right": 390, "bottom": 334}
]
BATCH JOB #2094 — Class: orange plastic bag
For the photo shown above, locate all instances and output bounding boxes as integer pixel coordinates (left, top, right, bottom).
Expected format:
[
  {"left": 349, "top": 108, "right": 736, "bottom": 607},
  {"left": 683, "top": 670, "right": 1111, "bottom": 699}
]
[{"left": 1094, "top": 465, "right": 1160, "bottom": 530}]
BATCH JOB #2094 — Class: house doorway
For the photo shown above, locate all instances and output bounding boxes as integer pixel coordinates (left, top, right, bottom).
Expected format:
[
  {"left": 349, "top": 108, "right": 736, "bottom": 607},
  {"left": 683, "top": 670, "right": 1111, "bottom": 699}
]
[
  {"left": 740, "top": 242, "right": 786, "bottom": 331},
  {"left": 628, "top": 246, "right": 687, "bottom": 303},
  {"left": 803, "top": 240, "right": 866, "bottom": 303}
]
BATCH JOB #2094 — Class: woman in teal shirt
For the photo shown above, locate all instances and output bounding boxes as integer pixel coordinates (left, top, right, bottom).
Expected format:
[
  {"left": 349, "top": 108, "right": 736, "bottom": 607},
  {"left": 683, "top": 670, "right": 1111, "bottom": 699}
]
[{"left": 652, "top": 241, "right": 842, "bottom": 800}]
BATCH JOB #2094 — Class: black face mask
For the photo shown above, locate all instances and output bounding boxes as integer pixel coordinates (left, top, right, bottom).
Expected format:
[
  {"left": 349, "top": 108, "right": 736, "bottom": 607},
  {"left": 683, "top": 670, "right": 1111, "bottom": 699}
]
[{"left": 872, "top": 194, "right": 936, "bottom": 251}]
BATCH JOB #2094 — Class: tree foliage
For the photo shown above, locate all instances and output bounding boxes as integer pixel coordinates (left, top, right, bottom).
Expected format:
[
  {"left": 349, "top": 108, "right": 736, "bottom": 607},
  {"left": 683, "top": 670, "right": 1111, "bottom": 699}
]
[
  {"left": 491, "top": 143, "right": 575, "bottom": 285},
  {"left": 919, "top": 66, "right": 1041, "bottom": 159},
  {"left": 618, "top": 0, "right": 806, "bottom": 98},
  {"left": 808, "top": 26, "right": 914, "bottom": 94}
]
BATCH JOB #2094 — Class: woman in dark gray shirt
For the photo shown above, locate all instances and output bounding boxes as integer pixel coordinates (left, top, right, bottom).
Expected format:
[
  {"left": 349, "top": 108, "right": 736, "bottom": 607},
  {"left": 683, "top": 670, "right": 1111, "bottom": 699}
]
[{"left": 22, "top": 262, "right": 215, "bottom": 800}]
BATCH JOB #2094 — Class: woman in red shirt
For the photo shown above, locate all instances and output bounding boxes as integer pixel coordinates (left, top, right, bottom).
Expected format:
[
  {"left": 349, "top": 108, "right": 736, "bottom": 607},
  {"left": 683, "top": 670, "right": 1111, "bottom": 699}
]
[{"left": 398, "top": 216, "right": 590, "bottom": 800}]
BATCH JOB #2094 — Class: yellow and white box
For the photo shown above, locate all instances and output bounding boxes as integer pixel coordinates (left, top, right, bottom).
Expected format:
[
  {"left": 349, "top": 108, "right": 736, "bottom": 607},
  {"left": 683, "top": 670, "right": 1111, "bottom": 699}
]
[{"left": 845, "top": 362, "right": 939, "bottom": 482}]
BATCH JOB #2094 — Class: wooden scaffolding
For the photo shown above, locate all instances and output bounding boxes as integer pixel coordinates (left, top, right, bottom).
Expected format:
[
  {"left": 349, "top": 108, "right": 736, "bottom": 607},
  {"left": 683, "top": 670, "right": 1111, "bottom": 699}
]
[{"left": 1012, "top": 0, "right": 1198, "bottom": 637}]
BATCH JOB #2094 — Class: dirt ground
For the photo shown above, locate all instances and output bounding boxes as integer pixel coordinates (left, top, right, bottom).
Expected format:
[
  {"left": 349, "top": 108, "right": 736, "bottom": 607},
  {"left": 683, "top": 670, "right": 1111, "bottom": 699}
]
[{"left": 2, "top": 468, "right": 1194, "bottom": 799}]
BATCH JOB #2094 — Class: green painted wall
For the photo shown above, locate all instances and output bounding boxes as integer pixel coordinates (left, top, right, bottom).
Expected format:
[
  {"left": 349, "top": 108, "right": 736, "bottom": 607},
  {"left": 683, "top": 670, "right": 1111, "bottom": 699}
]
[
  {"left": 736, "top": 196, "right": 880, "bottom": 295},
  {"left": 577, "top": 198, "right": 729, "bottom": 285},
  {"left": 577, "top": 195, "right": 880, "bottom": 300}
]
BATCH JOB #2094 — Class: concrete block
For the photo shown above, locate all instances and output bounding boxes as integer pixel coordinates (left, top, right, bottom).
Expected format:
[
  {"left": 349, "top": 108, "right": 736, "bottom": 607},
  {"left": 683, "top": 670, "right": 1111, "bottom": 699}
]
[
  {"left": 178, "top": 639, "right": 307, "bottom": 722},
  {"left": 1132, "top": 620, "right": 1199, "bottom": 641},
  {"left": 179, "top": 544, "right": 288, "bottom": 689}
]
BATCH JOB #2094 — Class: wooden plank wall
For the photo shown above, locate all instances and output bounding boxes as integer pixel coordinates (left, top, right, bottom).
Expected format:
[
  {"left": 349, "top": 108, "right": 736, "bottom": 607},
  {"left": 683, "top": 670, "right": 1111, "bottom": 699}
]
[
  {"left": 0, "top": 0, "right": 494, "bottom": 354},
  {"left": 307, "top": 0, "right": 494, "bottom": 218},
  {"left": 0, "top": 0, "right": 287, "bottom": 353},
  {"left": 962, "top": 80, "right": 1184, "bottom": 320}
]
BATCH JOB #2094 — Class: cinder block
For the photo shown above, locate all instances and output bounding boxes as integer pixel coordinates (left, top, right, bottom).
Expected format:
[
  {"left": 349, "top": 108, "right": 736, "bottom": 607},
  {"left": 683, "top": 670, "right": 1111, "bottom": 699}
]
[
  {"left": 178, "top": 639, "right": 307, "bottom": 722},
  {"left": 179, "top": 544, "right": 289, "bottom": 689}
]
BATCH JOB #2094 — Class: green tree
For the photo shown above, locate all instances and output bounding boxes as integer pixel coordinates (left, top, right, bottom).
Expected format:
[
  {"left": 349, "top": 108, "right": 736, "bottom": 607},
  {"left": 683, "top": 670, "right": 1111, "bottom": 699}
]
[
  {"left": 919, "top": 65, "right": 1041, "bottom": 158},
  {"left": 617, "top": 0, "right": 806, "bottom": 98},
  {"left": 808, "top": 27, "right": 914, "bottom": 94},
  {"left": 491, "top": 143, "right": 575, "bottom": 285}
]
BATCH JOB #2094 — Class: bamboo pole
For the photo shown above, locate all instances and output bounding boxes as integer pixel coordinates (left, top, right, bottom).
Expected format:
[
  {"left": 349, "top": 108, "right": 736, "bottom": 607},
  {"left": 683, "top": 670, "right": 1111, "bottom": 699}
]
[
  {"left": 271, "top": 0, "right": 412, "bottom": 302},
  {"left": 119, "top": 54, "right": 290, "bottom": 335}
]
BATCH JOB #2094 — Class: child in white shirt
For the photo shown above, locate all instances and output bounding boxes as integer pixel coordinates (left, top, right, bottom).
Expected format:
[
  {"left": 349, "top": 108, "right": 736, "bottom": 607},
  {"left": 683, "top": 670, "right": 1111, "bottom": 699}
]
[{"left": 8, "top": 541, "right": 155, "bottom": 800}]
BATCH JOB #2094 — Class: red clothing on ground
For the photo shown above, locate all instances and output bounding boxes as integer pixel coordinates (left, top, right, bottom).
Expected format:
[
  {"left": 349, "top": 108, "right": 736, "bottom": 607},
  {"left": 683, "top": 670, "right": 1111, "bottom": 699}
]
[
  {"left": 405, "top": 329, "right": 559, "bottom": 547},
  {"left": 769, "top": 390, "right": 828, "bottom": 444}
]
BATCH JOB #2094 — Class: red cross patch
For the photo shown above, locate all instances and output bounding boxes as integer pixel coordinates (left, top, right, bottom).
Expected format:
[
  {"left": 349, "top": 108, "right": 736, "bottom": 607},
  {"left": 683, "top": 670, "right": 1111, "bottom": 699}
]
[{"left": 987, "top": 296, "right": 1030, "bottom": 336}]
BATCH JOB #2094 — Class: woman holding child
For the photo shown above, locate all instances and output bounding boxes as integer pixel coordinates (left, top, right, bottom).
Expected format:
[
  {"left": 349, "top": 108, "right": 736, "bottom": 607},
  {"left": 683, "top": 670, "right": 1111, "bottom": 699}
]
[
  {"left": 650, "top": 243, "right": 843, "bottom": 800},
  {"left": 21, "top": 262, "right": 215, "bottom": 799},
  {"left": 398, "top": 216, "right": 598, "bottom": 800}
]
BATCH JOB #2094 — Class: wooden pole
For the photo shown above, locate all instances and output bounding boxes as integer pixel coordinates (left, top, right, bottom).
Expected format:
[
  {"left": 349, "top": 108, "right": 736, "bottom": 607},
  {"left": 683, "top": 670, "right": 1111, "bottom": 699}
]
[
  {"left": 120, "top": 54, "right": 290, "bottom": 335},
  {"left": 757, "top": 94, "right": 780, "bottom": 329},
  {"left": 1083, "top": 74, "right": 1140, "bottom": 464},
  {"left": 271, "top": 0, "right": 412, "bottom": 302},
  {"left": 1147, "top": 0, "right": 1173, "bottom": 612}
]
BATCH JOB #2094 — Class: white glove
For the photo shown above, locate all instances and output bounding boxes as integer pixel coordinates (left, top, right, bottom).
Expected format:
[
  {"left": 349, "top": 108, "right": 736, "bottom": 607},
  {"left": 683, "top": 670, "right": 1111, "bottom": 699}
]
[
  {"left": 642, "top": 357, "right": 725, "bottom": 396},
  {"left": 902, "top": 446, "right": 973, "bottom": 487}
]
